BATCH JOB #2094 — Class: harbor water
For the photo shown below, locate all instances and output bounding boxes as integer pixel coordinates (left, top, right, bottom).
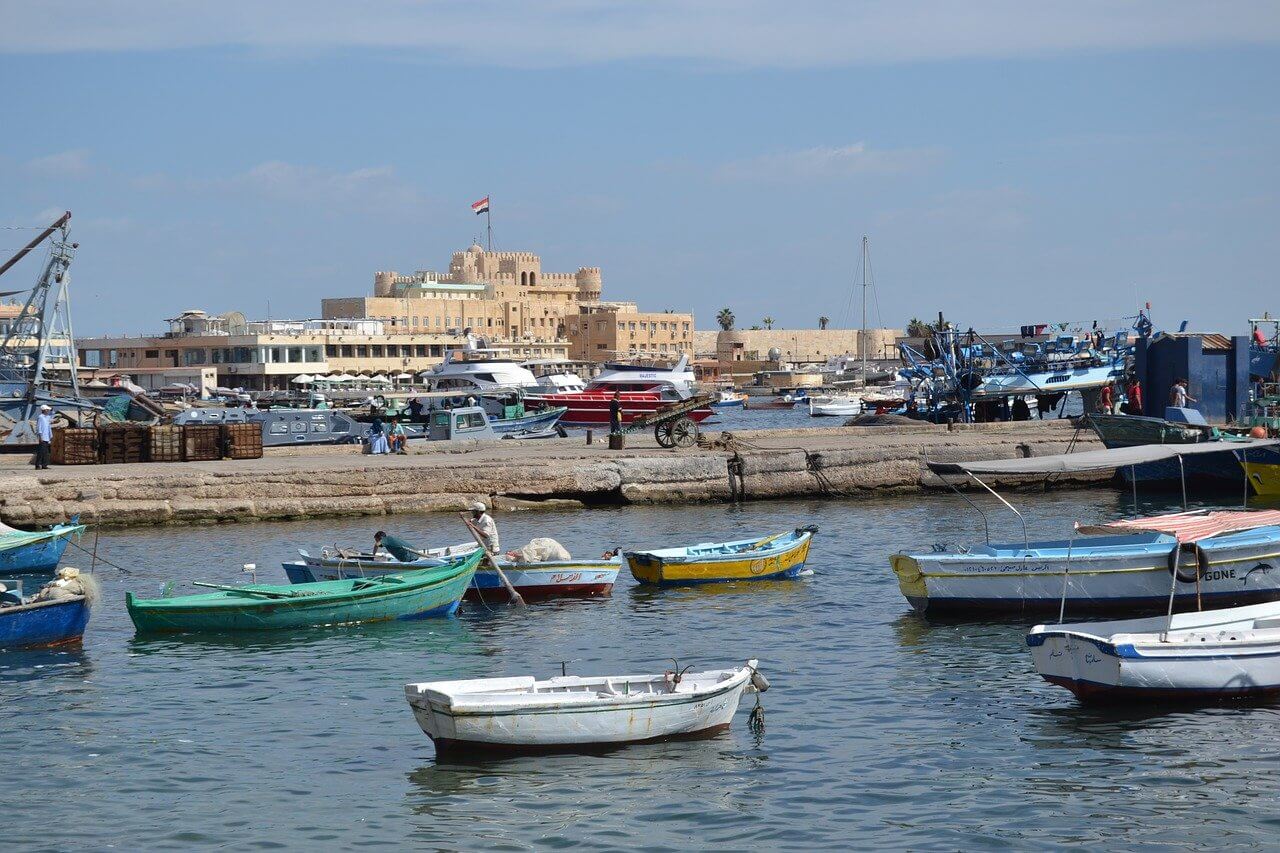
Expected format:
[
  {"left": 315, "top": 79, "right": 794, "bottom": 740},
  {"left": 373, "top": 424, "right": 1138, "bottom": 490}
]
[{"left": 5, "top": 489, "right": 1279, "bottom": 850}]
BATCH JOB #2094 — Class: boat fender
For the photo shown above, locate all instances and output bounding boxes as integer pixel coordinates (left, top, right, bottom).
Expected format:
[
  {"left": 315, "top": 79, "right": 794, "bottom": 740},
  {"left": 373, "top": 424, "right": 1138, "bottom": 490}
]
[
  {"left": 749, "top": 669, "right": 770, "bottom": 693},
  {"left": 1167, "top": 542, "right": 1209, "bottom": 583}
]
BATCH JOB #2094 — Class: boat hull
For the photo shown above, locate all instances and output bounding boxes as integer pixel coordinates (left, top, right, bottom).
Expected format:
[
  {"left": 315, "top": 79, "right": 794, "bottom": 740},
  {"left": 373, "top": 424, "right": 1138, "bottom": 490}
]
[
  {"left": 893, "top": 526, "right": 1280, "bottom": 616},
  {"left": 972, "top": 363, "right": 1124, "bottom": 398},
  {"left": 525, "top": 392, "right": 712, "bottom": 426},
  {"left": 127, "top": 561, "right": 478, "bottom": 633},
  {"left": 1029, "top": 609, "right": 1280, "bottom": 704},
  {"left": 0, "top": 596, "right": 90, "bottom": 649},
  {"left": 626, "top": 531, "right": 813, "bottom": 586},
  {"left": 284, "top": 556, "right": 618, "bottom": 600},
  {"left": 0, "top": 523, "right": 83, "bottom": 576},
  {"left": 488, "top": 407, "right": 567, "bottom": 435},
  {"left": 406, "top": 671, "right": 751, "bottom": 754}
]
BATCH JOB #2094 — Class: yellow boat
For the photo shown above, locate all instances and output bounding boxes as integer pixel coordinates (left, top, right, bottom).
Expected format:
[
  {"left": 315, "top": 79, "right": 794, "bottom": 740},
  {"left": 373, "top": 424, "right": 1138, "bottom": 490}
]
[
  {"left": 624, "top": 526, "right": 816, "bottom": 586},
  {"left": 1245, "top": 458, "right": 1280, "bottom": 497}
]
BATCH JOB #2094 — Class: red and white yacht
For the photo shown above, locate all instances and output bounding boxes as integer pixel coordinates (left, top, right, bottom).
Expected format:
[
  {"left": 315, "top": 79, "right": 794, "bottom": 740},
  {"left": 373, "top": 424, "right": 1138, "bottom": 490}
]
[{"left": 527, "top": 355, "right": 712, "bottom": 426}]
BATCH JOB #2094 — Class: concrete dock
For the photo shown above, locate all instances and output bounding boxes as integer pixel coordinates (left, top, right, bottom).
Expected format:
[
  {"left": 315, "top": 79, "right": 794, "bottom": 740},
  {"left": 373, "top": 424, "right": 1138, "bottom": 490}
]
[{"left": 0, "top": 421, "right": 1104, "bottom": 527}]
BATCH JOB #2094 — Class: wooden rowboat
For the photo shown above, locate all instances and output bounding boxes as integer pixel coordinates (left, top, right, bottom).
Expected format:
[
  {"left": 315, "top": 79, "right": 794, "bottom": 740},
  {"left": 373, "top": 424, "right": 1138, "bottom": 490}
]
[
  {"left": 624, "top": 527, "right": 816, "bottom": 586},
  {"left": 406, "top": 659, "right": 767, "bottom": 755},
  {"left": 1029, "top": 601, "right": 1280, "bottom": 703},
  {"left": 0, "top": 581, "right": 90, "bottom": 649},
  {"left": 0, "top": 516, "right": 84, "bottom": 576},
  {"left": 126, "top": 551, "right": 481, "bottom": 633},
  {"left": 283, "top": 548, "right": 619, "bottom": 601}
]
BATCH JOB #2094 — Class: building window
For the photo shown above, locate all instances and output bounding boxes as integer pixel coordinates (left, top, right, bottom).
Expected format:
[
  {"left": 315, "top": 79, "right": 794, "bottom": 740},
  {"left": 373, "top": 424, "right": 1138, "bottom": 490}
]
[
  {"left": 341, "top": 345, "right": 353, "bottom": 358},
  {"left": 326, "top": 345, "right": 338, "bottom": 357},
  {"left": 617, "top": 322, "right": 625, "bottom": 331},
  {"left": 416, "top": 345, "right": 427, "bottom": 357},
  {"left": 372, "top": 345, "right": 384, "bottom": 357},
  {"left": 184, "top": 349, "right": 206, "bottom": 366},
  {"left": 356, "top": 346, "right": 368, "bottom": 358},
  {"left": 307, "top": 347, "right": 322, "bottom": 362},
  {"left": 145, "top": 349, "right": 159, "bottom": 358},
  {"left": 82, "top": 350, "right": 101, "bottom": 367}
]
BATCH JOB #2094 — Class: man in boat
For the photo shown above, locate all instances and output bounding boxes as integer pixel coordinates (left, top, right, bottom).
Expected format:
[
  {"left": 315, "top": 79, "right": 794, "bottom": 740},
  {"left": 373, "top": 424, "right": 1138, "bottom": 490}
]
[
  {"left": 469, "top": 502, "right": 500, "bottom": 554},
  {"left": 373, "top": 531, "right": 419, "bottom": 562},
  {"left": 609, "top": 390, "right": 623, "bottom": 434},
  {"left": 1098, "top": 381, "right": 1114, "bottom": 414},
  {"left": 34, "top": 404, "right": 53, "bottom": 470}
]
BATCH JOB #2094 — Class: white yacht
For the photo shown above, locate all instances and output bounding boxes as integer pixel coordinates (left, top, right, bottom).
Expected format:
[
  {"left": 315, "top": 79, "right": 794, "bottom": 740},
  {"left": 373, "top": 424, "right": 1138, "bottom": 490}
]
[{"left": 420, "top": 349, "right": 541, "bottom": 393}]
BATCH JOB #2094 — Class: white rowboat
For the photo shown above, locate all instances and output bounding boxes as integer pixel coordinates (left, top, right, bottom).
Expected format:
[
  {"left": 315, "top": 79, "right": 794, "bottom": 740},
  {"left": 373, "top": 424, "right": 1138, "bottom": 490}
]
[
  {"left": 808, "top": 394, "right": 863, "bottom": 417},
  {"left": 1029, "top": 601, "right": 1280, "bottom": 703},
  {"left": 405, "top": 659, "right": 765, "bottom": 755}
]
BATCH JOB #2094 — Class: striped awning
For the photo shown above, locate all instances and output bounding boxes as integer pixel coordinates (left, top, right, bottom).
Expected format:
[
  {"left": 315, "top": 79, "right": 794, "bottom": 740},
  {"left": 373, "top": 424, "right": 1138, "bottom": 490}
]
[{"left": 1078, "top": 510, "right": 1280, "bottom": 543}]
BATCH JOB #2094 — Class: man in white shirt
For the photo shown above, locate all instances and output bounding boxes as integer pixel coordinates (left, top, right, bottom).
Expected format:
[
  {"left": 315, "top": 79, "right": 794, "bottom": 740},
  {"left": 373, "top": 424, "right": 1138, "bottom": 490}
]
[
  {"left": 34, "top": 404, "right": 53, "bottom": 470},
  {"left": 469, "top": 501, "right": 499, "bottom": 554},
  {"left": 1169, "top": 379, "right": 1196, "bottom": 409}
]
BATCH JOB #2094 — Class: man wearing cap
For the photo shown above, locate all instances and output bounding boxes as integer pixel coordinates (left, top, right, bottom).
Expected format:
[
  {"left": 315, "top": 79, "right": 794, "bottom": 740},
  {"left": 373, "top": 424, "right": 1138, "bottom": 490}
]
[
  {"left": 34, "top": 404, "right": 53, "bottom": 469},
  {"left": 469, "top": 501, "right": 499, "bottom": 554}
]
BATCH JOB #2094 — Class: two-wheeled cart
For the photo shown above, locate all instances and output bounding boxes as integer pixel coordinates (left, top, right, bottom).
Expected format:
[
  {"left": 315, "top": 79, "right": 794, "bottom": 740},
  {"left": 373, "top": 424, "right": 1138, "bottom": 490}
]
[{"left": 622, "top": 394, "right": 715, "bottom": 448}]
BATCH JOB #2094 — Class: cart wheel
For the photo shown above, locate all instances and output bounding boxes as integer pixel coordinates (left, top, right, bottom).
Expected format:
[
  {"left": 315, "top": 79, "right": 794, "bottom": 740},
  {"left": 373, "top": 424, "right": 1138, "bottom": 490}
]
[
  {"left": 671, "top": 417, "right": 698, "bottom": 448},
  {"left": 655, "top": 420, "right": 676, "bottom": 448}
]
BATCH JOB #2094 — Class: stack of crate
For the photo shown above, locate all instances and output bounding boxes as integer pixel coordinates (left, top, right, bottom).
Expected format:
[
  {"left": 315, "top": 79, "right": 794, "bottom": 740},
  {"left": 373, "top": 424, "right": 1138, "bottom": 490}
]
[
  {"left": 182, "top": 424, "right": 223, "bottom": 461},
  {"left": 221, "top": 422, "right": 263, "bottom": 460},
  {"left": 148, "top": 425, "right": 183, "bottom": 463},
  {"left": 51, "top": 427, "right": 98, "bottom": 465},
  {"left": 98, "top": 424, "right": 149, "bottom": 464}
]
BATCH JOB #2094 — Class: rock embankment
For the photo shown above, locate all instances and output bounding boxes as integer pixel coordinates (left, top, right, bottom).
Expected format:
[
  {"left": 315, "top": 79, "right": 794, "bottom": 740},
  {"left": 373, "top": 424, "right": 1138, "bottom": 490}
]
[{"left": 0, "top": 420, "right": 1103, "bottom": 527}]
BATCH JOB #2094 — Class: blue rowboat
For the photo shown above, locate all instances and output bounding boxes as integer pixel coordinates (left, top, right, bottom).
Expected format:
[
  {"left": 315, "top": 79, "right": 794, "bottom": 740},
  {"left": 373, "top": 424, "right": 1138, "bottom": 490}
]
[
  {"left": 0, "top": 516, "right": 85, "bottom": 576},
  {"left": 127, "top": 551, "right": 481, "bottom": 633},
  {"left": 489, "top": 406, "right": 568, "bottom": 436},
  {"left": 0, "top": 580, "right": 91, "bottom": 649},
  {"left": 625, "top": 526, "right": 817, "bottom": 586}
]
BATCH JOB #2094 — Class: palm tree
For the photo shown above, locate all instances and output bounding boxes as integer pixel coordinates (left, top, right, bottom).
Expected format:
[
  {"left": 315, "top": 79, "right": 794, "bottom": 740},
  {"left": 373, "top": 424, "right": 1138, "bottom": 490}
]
[
  {"left": 818, "top": 316, "right": 829, "bottom": 330},
  {"left": 716, "top": 308, "right": 735, "bottom": 331},
  {"left": 906, "top": 317, "right": 931, "bottom": 337},
  {"left": 762, "top": 316, "right": 775, "bottom": 330}
]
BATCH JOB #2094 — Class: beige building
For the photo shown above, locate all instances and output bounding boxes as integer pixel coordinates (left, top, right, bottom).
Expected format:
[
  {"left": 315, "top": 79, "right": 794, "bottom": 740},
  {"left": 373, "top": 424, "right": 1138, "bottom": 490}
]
[
  {"left": 567, "top": 306, "right": 695, "bottom": 361},
  {"left": 707, "top": 328, "right": 901, "bottom": 364},
  {"left": 323, "top": 243, "right": 602, "bottom": 342},
  {"left": 77, "top": 309, "right": 569, "bottom": 392}
]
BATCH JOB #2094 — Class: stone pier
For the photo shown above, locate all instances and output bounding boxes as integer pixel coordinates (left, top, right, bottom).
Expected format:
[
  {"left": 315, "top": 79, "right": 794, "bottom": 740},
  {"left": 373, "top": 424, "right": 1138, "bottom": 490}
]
[{"left": 0, "top": 421, "right": 1104, "bottom": 527}]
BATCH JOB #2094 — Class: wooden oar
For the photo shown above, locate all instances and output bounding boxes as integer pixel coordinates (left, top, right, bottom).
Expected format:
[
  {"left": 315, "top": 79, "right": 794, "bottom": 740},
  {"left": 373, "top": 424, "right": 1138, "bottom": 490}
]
[
  {"left": 459, "top": 514, "right": 526, "bottom": 606},
  {"left": 192, "top": 581, "right": 299, "bottom": 599},
  {"left": 745, "top": 532, "right": 786, "bottom": 552}
]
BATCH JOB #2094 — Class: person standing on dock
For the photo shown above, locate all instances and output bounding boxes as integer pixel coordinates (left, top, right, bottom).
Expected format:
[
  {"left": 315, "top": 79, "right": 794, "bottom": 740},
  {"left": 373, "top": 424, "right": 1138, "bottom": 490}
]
[
  {"left": 609, "top": 390, "right": 623, "bottom": 434},
  {"left": 34, "top": 404, "right": 53, "bottom": 470},
  {"left": 1125, "top": 375, "right": 1144, "bottom": 416},
  {"left": 470, "top": 502, "right": 499, "bottom": 553},
  {"left": 1098, "top": 382, "right": 1114, "bottom": 414},
  {"left": 1170, "top": 378, "right": 1195, "bottom": 409}
]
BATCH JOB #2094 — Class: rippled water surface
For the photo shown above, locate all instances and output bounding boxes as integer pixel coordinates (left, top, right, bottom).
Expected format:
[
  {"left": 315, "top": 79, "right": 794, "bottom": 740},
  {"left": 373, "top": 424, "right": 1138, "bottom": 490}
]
[{"left": 5, "top": 488, "right": 1279, "bottom": 850}]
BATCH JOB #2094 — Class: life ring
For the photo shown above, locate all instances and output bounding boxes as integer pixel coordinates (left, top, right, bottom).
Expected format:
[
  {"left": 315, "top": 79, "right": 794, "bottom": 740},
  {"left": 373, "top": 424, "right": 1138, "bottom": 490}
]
[
  {"left": 1167, "top": 542, "right": 1208, "bottom": 583},
  {"left": 373, "top": 395, "right": 387, "bottom": 408}
]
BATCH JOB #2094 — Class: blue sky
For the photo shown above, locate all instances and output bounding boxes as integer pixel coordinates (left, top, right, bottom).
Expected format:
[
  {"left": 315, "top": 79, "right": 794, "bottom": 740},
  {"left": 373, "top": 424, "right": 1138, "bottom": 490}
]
[{"left": 1, "top": 2, "right": 1276, "bottom": 336}]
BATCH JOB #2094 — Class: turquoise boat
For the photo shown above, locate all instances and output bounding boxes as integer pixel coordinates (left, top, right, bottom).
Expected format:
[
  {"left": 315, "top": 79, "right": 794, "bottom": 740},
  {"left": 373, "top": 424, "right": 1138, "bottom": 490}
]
[{"left": 126, "top": 551, "right": 481, "bottom": 633}]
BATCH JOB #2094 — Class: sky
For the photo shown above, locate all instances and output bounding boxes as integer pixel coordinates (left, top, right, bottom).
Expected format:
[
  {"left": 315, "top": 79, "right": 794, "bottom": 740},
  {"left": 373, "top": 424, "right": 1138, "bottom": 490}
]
[{"left": 1, "top": 1, "right": 1277, "bottom": 337}]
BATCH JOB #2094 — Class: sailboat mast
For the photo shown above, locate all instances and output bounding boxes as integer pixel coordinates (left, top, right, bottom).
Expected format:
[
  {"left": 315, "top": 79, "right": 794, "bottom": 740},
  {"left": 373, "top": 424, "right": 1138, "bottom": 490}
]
[{"left": 861, "top": 235, "right": 869, "bottom": 380}]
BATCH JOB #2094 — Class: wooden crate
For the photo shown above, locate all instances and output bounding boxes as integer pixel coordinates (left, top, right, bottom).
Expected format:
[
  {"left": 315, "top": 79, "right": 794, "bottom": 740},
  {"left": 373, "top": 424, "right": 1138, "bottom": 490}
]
[
  {"left": 221, "top": 422, "right": 263, "bottom": 460},
  {"left": 51, "top": 427, "right": 98, "bottom": 465},
  {"left": 182, "top": 424, "right": 223, "bottom": 461},
  {"left": 97, "top": 424, "right": 149, "bottom": 464},
  {"left": 149, "top": 425, "right": 183, "bottom": 463}
]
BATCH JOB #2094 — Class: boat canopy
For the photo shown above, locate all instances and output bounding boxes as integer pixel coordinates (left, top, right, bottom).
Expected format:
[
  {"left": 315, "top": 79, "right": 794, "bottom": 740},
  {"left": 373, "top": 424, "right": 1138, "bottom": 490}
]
[
  {"left": 927, "top": 437, "right": 1280, "bottom": 476},
  {"left": 1077, "top": 509, "right": 1280, "bottom": 543}
]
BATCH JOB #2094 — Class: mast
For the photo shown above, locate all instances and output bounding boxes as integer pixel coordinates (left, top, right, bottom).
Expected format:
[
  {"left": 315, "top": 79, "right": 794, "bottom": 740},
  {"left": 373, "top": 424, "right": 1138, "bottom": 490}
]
[{"left": 861, "top": 235, "right": 869, "bottom": 380}]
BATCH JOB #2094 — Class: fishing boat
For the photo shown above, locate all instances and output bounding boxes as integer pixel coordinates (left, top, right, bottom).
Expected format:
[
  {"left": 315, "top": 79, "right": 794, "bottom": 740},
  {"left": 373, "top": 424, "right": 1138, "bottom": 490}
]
[
  {"left": 127, "top": 552, "right": 481, "bottom": 633},
  {"left": 746, "top": 393, "right": 798, "bottom": 410},
  {"left": 894, "top": 442, "right": 1280, "bottom": 616},
  {"left": 405, "top": 659, "right": 767, "bottom": 755},
  {"left": 0, "top": 517, "right": 84, "bottom": 576},
  {"left": 0, "top": 579, "right": 91, "bottom": 649},
  {"left": 283, "top": 545, "right": 619, "bottom": 601},
  {"left": 625, "top": 527, "right": 816, "bottom": 586},
  {"left": 1028, "top": 600, "right": 1280, "bottom": 703},
  {"left": 710, "top": 390, "right": 746, "bottom": 409},
  {"left": 808, "top": 394, "right": 863, "bottom": 417}
]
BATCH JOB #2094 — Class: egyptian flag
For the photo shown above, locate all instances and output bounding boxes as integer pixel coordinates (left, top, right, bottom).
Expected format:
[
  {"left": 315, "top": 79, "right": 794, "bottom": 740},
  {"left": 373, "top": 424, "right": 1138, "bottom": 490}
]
[{"left": 471, "top": 196, "right": 490, "bottom": 215}]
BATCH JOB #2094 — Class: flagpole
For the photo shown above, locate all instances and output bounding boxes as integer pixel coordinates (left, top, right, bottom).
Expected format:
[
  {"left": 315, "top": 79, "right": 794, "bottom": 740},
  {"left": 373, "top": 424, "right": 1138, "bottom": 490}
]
[{"left": 485, "top": 199, "right": 492, "bottom": 252}]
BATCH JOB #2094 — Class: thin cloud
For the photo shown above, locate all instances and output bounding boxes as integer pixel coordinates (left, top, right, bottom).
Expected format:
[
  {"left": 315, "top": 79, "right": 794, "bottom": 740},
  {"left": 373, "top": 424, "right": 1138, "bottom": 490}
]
[
  {"left": 130, "top": 161, "right": 424, "bottom": 211},
  {"left": 2, "top": 1, "right": 1279, "bottom": 66},
  {"left": 25, "top": 149, "right": 91, "bottom": 177},
  {"left": 717, "top": 143, "right": 943, "bottom": 182}
]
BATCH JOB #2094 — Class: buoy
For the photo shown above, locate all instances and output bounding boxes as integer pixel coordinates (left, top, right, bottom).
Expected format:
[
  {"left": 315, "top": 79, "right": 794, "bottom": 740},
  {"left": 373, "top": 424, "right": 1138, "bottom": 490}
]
[{"left": 1250, "top": 426, "right": 1268, "bottom": 439}]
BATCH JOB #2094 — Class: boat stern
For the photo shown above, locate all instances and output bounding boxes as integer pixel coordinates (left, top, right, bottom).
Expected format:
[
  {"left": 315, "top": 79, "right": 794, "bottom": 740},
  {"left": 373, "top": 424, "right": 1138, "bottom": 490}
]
[
  {"left": 1026, "top": 627, "right": 1122, "bottom": 700},
  {"left": 624, "top": 552, "right": 664, "bottom": 585},
  {"left": 890, "top": 553, "right": 929, "bottom": 612}
]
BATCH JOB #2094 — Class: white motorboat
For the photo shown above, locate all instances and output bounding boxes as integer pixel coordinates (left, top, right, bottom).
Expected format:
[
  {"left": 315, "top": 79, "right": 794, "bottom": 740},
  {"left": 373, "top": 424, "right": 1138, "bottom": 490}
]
[
  {"left": 405, "top": 659, "right": 767, "bottom": 754},
  {"left": 1029, "top": 601, "right": 1280, "bottom": 703},
  {"left": 421, "top": 349, "right": 542, "bottom": 393},
  {"left": 893, "top": 441, "right": 1280, "bottom": 615},
  {"left": 808, "top": 394, "right": 863, "bottom": 417}
]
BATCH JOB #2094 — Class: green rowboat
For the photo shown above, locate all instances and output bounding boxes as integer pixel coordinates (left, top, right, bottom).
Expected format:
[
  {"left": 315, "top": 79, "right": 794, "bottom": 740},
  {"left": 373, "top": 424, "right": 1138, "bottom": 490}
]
[{"left": 126, "top": 551, "right": 481, "bottom": 633}]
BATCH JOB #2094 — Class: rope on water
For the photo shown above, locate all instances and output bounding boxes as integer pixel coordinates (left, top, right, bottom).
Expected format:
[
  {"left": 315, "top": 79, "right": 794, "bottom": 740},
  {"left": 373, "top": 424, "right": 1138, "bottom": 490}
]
[{"left": 67, "top": 534, "right": 134, "bottom": 575}]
